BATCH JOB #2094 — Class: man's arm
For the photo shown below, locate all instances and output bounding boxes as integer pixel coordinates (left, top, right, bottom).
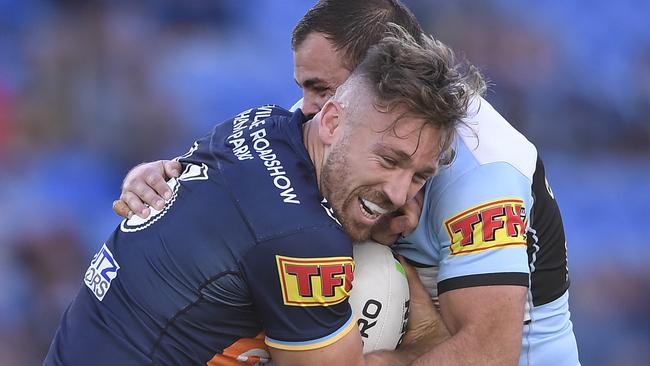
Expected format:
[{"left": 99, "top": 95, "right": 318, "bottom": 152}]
[
  {"left": 112, "top": 160, "right": 181, "bottom": 218},
  {"left": 269, "top": 258, "right": 450, "bottom": 366},
  {"left": 398, "top": 153, "right": 536, "bottom": 365},
  {"left": 411, "top": 285, "right": 527, "bottom": 366},
  {"left": 270, "top": 326, "right": 434, "bottom": 366},
  {"left": 269, "top": 328, "right": 365, "bottom": 366}
]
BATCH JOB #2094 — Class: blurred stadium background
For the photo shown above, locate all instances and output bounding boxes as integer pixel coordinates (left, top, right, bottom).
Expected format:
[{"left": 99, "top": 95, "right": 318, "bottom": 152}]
[{"left": 0, "top": 0, "right": 648, "bottom": 364}]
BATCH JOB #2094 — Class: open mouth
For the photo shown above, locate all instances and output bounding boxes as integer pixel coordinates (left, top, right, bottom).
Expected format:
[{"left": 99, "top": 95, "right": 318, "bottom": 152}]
[{"left": 358, "top": 197, "right": 388, "bottom": 220}]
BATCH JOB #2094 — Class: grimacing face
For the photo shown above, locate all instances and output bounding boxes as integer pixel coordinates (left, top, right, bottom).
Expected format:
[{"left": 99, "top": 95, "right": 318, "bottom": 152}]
[
  {"left": 318, "top": 98, "right": 439, "bottom": 242},
  {"left": 293, "top": 32, "right": 352, "bottom": 118}
]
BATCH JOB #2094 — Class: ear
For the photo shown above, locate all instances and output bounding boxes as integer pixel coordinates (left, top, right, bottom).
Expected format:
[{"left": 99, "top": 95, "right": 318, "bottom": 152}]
[{"left": 318, "top": 100, "right": 343, "bottom": 145}]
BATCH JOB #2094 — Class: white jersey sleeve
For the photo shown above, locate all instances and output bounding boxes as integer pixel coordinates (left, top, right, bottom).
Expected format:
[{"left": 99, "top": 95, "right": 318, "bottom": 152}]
[
  {"left": 396, "top": 98, "right": 581, "bottom": 366},
  {"left": 396, "top": 97, "right": 536, "bottom": 295}
]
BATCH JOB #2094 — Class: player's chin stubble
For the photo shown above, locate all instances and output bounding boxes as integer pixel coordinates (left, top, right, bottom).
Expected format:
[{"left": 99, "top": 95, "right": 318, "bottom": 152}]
[{"left": 320, "top": 139, "right": 371, "bottom": 242}]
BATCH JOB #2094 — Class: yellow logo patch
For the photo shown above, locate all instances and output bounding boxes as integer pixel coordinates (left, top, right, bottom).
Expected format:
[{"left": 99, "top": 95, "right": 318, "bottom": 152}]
[
  {"left": 444, "top": 198, "right": 528, "bottom": 256},
  {"left": 276, "top": 255, "right": 354, "bottom": 307}
]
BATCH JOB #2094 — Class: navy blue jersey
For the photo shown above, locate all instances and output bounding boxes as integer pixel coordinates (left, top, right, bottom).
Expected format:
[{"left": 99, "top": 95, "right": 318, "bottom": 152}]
[{"left": 45, "top": 106, "right": 356, "bottom": 366}]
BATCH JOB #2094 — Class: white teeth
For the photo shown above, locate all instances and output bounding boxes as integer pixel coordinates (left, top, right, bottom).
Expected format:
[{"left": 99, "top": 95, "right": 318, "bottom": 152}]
[{"left": 361, "top": 198, "right": 388, "bottom": 215}]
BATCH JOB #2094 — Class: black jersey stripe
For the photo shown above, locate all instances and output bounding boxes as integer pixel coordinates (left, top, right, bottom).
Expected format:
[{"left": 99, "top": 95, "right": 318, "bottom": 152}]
[
  {"left": 527, "top": 156, "right": 570, "bottom": 306},
  {"left": 438, "top": 272, "right": 529, "bottom": 295}
]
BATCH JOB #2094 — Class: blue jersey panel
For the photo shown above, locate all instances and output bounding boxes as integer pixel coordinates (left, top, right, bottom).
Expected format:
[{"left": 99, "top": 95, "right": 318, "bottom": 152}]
[
  {"left": 241, "top": 226, "right": 354, "bottom": 350},
  {"left": 45, "top": 105, "right": 355, "bottom": 366}
]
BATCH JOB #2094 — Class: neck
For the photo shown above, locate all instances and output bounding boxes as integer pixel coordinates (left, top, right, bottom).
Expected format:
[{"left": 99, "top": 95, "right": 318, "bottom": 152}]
[{"left": 302, "top": 117, "right": 326, "bottom": 189}]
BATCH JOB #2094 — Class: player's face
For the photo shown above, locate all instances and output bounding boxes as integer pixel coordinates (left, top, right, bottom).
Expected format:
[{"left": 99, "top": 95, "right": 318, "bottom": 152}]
[
  {"left": 320, "top": 102, "right": 440, "bottom": 242},
  {"left": 293, "top": 32, "right": 352, "bottom": 119}
]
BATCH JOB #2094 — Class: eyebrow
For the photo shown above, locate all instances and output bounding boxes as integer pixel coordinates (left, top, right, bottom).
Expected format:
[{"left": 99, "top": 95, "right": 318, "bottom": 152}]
[{"left": 295, "top": 77, "right": 329, "bottom": 89}]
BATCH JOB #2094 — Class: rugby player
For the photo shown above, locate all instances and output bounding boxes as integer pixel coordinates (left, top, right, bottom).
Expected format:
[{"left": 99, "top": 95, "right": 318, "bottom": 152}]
[
  {"left": 115, "top": 1, "right": 581, "bottom": 365},
  {"left": 45, "top": 26, "right": 482, "bottom": 365}
]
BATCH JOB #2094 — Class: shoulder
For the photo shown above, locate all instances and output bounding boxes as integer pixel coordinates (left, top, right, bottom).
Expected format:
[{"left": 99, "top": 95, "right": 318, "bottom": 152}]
[
  {"left": 455, "top": 97, "right": 538, "bottom": 181},
  {"left": 198, "top": 105, "right": 327, "bottom": 241},
  {"left": 425, "top": 97, "right": 538, "bottom": 209},
  {"left": 248, "top": 225, "right": 353, "bottom": 263},
  {"left": 240, "top": 225, "right": 355, "bottom": 353}
]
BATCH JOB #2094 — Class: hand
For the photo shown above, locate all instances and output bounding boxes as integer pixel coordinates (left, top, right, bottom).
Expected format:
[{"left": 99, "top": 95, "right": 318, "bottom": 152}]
[
  {"left": 399, "top": 257, "right": 449, "bottom": 347},
  {"left": 362, "top": 258, "right": 449, "bottom": 365},
  {"left": 112, "top": 160, "right": 182, "bottom": 219},
  {"left": 371, "top": 189, "right": 425, "bottom": 245}
]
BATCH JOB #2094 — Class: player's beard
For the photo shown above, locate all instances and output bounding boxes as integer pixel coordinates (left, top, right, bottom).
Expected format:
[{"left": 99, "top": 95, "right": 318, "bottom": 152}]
[{"left": 320, "top": 137, "right": 391, "bottom": 242}]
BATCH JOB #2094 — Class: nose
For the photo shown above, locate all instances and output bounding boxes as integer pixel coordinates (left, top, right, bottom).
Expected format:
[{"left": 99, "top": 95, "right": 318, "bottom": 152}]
[
  {"left": 301, "top": 94, "right": 323, "bottom": 119},
  {"left": 301, "top": 103, "right": 319, "bottom": 119},
  {"left": 382, "top": 172, "right": 413, "bottom": 209}
]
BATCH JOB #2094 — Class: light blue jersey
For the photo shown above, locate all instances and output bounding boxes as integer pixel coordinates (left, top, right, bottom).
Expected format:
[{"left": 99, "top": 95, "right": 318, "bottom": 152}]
[{"left": 397, "top": 97, "right": 580, "bottom": 366}]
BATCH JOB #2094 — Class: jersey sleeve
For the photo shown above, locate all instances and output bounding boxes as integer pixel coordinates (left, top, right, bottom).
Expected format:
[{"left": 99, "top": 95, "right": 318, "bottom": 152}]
[
  {"left": 432, "top": 162, "right": 532, "bottom": 295},
  {"left": 239, "top": 226, "right": 356, "bottom": 351}
]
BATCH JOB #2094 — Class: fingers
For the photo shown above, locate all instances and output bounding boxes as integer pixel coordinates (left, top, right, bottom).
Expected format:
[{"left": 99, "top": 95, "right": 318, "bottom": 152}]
[
  {"left": 131, "top": 174, "right": 166, "bottom": 207},
  {"left": 163, "top": 160, "right": 182, "bottom": 179},
  {"left": 370, "top": 189, "right": 425, "bottom": 244},
  {"left": 388, "top": 215, "right": 414, "bottom": 237},
  {"left": 119, "top": 191, "right": 151, "bottom": 219},
  {"left": 146, "top": 170, "right": 173, "bottom": 202},
  {"left": 401, "top": 214, "right": 419, "bottom": 236},
  {"left": 112, "top": 200, "right": 132, "bottom": 219},
  {"left": 122, "top": 160, "right": 173, "bottom": 210},
  {"left": 370, "top": 212, "right": 419, "bottom": 245},
  {"left": 396, "top": 198, "right": 423, "bottom": 236},
  {"left": 114, "top": 160, "right": 178, "bottom": 219},
  {"left": 370, "top": 215, "right": 401, "bottom": 245},
  {"left": 398, "top": 257, "right": 429, "bottom": 300},
  {"left": 397, "top": 256, "right": 445, "bottom": 346}
]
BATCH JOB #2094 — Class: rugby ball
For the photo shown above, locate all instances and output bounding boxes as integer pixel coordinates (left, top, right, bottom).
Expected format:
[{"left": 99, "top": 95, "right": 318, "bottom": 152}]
[{"left": 350, "top": 241, "right": 410, "bottom": 353}]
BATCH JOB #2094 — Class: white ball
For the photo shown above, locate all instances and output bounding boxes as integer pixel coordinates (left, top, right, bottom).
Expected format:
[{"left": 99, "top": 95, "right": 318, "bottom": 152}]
[{"left": 350, "top": 241, "right": 410, "bottom": 353}]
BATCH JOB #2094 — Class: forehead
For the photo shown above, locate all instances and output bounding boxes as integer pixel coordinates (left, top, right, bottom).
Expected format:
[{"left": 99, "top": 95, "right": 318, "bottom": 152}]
[
  {"left": 356, "top": 106, "right": 441, "bottom": 164},
  {"left": 293, "top": 33, "right": 351, "bottom": 84}
]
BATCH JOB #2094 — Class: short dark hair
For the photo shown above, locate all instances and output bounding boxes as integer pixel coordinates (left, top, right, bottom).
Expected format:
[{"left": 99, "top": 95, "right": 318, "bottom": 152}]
[{"left": 292, "top": 0, "right": 424, "bottom": 69}]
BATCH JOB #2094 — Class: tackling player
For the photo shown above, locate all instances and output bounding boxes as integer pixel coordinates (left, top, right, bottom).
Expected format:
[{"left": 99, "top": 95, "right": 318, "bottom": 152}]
[
  {"left": 45, "top": 26, "right": 482, "bottom": 365},
  {"left": 114, "top": 1, "right": 581, "bottom": 365}
]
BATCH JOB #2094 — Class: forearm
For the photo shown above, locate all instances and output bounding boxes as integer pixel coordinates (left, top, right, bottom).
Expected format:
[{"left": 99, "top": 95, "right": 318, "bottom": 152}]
[
  {"left": 365, "top": 341, "right": 436, "bottom": 366},
  {"left": 411, "top": 328, "right": 477, "bottom": 366},
  {"left": 410, "top": 327, "right": 520, "bottom": 366},
  {"left": 412, "top": 285, "right": 526, "bottom": 366},
  {"left": 365, "top": 324, "right": 450, "bottom": 366}
]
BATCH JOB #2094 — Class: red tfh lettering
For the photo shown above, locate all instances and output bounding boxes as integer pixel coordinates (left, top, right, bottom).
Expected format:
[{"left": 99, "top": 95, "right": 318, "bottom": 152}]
[
  {"left": 450, "top": 202, "right": 527, "bottom": 247},
  {"left": 450, "top": 212, "right": 481, "bottom": 246},
  {"left": 285, "top": 262, "right": 353, "bottom": 297},
  {"left": 505, "top": 204, "right": 526, "bottom": 236},
  {"left": 343, "top": 263, "right": 353, "bottom": 292},
  {"left": 480, "top": 206, "right": 505, "bottom": 241},
  {"left": 284, "top": 264, "right": 318, "bottom": 297},
  {"left": 320, "top": 265, "right": 344, "bottom": 297}
]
